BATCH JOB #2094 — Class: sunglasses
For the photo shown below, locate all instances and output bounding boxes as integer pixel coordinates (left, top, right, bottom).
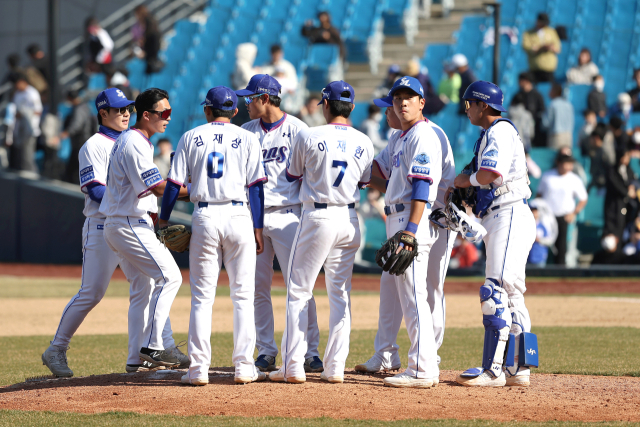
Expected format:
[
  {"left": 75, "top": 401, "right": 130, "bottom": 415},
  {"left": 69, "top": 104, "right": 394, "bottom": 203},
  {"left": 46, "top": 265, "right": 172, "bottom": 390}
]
[
  {"left": 110, "top": 105, "right": 134, "bottom": 115},
  {"left": 464, "top": 100, "right": 479, "bottom": 111},
  {"left": 148, "top": 109, "right": 172, "bottom": 120},
  {"left": 244, "top": 94, "right": 263, "bottom": 105}
]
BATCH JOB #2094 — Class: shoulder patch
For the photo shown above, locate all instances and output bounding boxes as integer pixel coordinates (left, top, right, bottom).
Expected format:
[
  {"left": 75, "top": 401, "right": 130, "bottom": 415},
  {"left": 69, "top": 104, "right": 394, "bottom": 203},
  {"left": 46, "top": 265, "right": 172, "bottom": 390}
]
[
  {"left": 80, "top": 165, "right": 95, "bottom": 185},
  {"left": 481, "top": 159, "right": 497, "bottom": 168},
  {"left": 484, "top": 149, "right": 498, "bottom": 158},
  {"left": 141, "top": 167, "right": 162, "bottom": 187},
  {"left": 414, "top": 153, "right": 430, "bottom": 165}
]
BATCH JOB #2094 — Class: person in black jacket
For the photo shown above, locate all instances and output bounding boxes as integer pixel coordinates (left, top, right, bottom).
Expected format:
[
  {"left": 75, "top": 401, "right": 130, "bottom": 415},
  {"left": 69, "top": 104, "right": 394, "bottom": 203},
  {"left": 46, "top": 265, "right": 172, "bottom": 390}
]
[
  {"left": 511, "top": 72, "right": 546, "bottom": 146},
  {"left": 301, "top": 12, "right": 345, "bottom": 58},
  {"left": 628, "top": 69, "right": 640, "bottom": 112},
  {"left": 604, "top": 148, "right": 637, "bottom": 243}
]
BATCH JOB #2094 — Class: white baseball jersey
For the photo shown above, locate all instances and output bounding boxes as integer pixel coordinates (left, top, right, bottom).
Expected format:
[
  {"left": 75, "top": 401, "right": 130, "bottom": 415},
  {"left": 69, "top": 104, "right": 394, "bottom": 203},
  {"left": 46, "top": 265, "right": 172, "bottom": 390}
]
[
  {"left": 287, "top": 124, "right": 374, "bottom": 205},
  {"left": 375, "top": 119, "right": 454, "bottom": 210},
  {"left": 79, "top": 132, "right": 115, "bottom": 219},
  {"left": 241, "top": 114, "right": 307, "bottom": 207},
  {"left": 100, "top": 129, "right": 162, "bottom": 218},
  {"left": 168, "top": 121, "right": 266, "bottom": 203},
  {"left": 373, "top": 120, "right": 442, "bottom": 207},
  {"left": 475, "top": 121, "right": 531, "bottom": 207}
]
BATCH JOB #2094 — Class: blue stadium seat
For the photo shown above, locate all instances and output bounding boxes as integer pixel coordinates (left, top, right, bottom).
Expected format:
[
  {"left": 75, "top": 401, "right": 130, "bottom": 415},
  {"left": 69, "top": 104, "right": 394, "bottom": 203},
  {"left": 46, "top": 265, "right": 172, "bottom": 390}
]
[
  {"left": 581, "top": 187, "right": 605, "bottom": 227},
  {"left": 568, "top": 85, "right": 591, "bottom": 115},
  {"left": 88, "top": 74, "right": 107, "bottom": 91},
  {"left": 350, "top": 102, "right": 370, "bottom": 128}
]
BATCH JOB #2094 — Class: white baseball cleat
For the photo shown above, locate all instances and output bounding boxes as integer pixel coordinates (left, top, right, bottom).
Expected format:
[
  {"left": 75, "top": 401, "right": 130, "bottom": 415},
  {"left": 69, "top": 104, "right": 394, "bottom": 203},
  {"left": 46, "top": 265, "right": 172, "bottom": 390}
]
[
  {"left": 505, "top": 374, "right": 530, "bottom": 387},
  {"left": 354, "top": 355, "right": 401, "bottom": 373},
  {"left": 235, "top": 370, "right": 267, "bottom": 384},
  {"left": 456, "top": 370, "right": 506, "bottom": 387},
  {"left": 320, "top": 371, "right": 344, "bottom": 383},
  {"left": 42, "top": 345, "right": 73, "bottom": 378},
  {"left": 181, "top": 374, "right": 208, "bottom": 386},
  {"left": 383, "top": 372, "right": 436, "bottom": 388},
  {"left": 268, "top": 369, "right": 305, "bottom": 383}
]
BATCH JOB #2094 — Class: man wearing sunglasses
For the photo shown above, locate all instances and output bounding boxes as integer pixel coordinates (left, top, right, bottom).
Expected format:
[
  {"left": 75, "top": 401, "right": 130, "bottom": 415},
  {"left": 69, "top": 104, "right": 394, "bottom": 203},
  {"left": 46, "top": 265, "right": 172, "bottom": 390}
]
[
  {"left": 454, "top": 81, "right": 537, "bottom": 387},
  {"left": 100, "top": 88, "right": 190, "bottom": 369},
  {"left": 235, "top": 74, "right": 323, "bottom": 374},
  {"left": 42, "top": 88, "right": 186, "bottom": 377}
]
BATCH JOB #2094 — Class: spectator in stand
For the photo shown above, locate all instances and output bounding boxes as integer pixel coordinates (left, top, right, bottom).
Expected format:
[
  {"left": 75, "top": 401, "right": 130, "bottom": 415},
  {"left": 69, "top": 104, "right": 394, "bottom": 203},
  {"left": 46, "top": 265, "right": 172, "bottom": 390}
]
[
  {"left": 301, "top": 12, "right": 345, "bottom": 58},
  {"left": 587, "top": 123, "right": 611, "bottom": 189},
  {"left": 543, "top": 83, "right": 574, "bottom": 149},
  {"left": 578, "top": 109, "right": 597, "bottom": 156},
  {"left": 10, "top": 73, "right": 42, "bottom": 173},
  {"left": 527, "top": 206, "right": 549, "bottom": 266},
  {"left": 261, "top": 45, "right": 297, "bottom": 86},
  {"left": 299, "top": 95, "right": 325, "bottom": 127},
  {"left": 610, "top": 92, "right": 633, "bottom": 125},
  {"left": 522, "top": 12, "right": 561, "bottom": 83},
  {"left": 438, "top": 60, "right": 461, "bottom": 105},
  {"left": 154, "top": 138, "right": 173, "bottom": 179},
  {"left": 627, "top": 68, "right": 640, "bottom": 112},
  {"left": 559, "top": 146, "right": 587, "bottom": 184},
  {"left": 24, "top": 45, "right": 49, "bottom": 99},
  {"left": 604, "top": 147, "right": 637, "bottom": 244},
  {"left": 452, "top": 53, "right": 476, "bottom": 115},
  {"left": 449, "top": 234, "right": 479, "bottom": 269},
  {"left": 231, "top": 43, "right": 258, "bottom": 126},
  {"left": 536, "top": 153, "right": 588, "bottom": 265},
  {"left": 61, "top": 90, "right": 97, "bottom": 184},
  {"left": 508, "top": 97, "right": 535, "bottom": 151},
  {"left": 610, "top": 116, "right": 631, "bottom": 153},
  {"left": 3, "top": 53, "right": 47, "bottom": 100},
  {"left": 26, "top": 44, "right": 50, "bottom": 84},
  {"left": 403, "top": 59, "right": 444, "bottom": 115},
  {"left": 373, "top": 64, "right": 401, "bottom": 99},
  {"left": 83, "top": 17, "right": 114, "bottom": 73},
  {"left": 588, "top": 75, "right": 607, "bottom": 119},
  {"left": 566, "top": 48, "right": 599, "bottom": 85},
  {"left": 3, "top": 53, "right": 23, "bottom": 84},
  {"left": 358, "top": 104, "right": 386, "bottom": 154},
  {"left": 131, "top": 7, "right": 162, "bottom": 74},
  {"left": 104, "top": 64, "right": 136, "bottom": 100},
  {"left": 511, "top": 72, "right": 546, "bottom": 146}
]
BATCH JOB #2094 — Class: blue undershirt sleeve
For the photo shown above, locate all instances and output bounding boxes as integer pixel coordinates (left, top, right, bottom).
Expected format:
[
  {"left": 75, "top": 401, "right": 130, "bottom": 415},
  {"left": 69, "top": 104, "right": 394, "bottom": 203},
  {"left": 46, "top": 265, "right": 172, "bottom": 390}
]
[
  {"left": 86, "top": 182, "right": 105, "bottom": 203},
  {"left": 159, "top": 181, "right": 181, "bottom": 221},
  {"left": 248, "top": 181, "right": 265, "bottom": 229},
  {"left": 411, "top": 178, "right": 430, "bottom": 202}
]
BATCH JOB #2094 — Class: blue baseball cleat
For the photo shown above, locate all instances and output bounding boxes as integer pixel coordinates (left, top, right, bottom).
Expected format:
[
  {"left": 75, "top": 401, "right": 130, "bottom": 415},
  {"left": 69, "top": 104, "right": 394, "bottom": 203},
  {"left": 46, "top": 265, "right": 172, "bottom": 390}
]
[
  {"left": 304, "top": 356, "right": 324, "bottom": 373},
  {"left": 255, "top": 354, "right": 276, "bottom": 372}
]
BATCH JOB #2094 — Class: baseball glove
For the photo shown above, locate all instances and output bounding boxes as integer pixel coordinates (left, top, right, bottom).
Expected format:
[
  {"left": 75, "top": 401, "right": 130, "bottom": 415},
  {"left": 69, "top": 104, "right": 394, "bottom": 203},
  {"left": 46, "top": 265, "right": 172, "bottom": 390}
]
[
  {"left": 156, "top": 225, "right": 191, "bottom": 252},
  {"left": 375, "top": 231, "right": 419, "bottom": 276}
]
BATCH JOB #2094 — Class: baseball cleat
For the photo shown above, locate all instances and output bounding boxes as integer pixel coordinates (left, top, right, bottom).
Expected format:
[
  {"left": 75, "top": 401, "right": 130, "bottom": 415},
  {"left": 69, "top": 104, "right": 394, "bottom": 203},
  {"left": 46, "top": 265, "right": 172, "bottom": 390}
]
[
  {"left": 235, "top": 370, "right": 267, "bottom": 384},
  {"left": 505, "top": 374, "right": 530, "bottom": 387},
  {"left": 166, "top": 342, "right": 190, "bottom": 368},
  {"left": 181, "top": 373, "right": 208, "bottom": 386},
  {"left": 126, "top": 360, "right": 165, "bottom": 372},
  {"left": 255, "top": 354, "right": 276, "bottom": 372},
  {"left": 304, "top": 356, "right": 324, "bottom": 373},
  {"left": 354, "top": 355, "right": 401, "bottom": 373},
  {"left": 42, "top": 345, "right": 73, "bottom": 378},
  {"left": 456, "top": 370, "right": 506, "bottom": 387},
  {"left": 268, "top": 369, "right": 305, "bottom": 383},
  {"left": 139, "top": 347, "right": 180, "bottom": 367},
  {"left": 383, "top": 372, "right": 436, "bottom": 388},
  {"left": 320, "top": 371, "right": 344, "bottom": 383}
]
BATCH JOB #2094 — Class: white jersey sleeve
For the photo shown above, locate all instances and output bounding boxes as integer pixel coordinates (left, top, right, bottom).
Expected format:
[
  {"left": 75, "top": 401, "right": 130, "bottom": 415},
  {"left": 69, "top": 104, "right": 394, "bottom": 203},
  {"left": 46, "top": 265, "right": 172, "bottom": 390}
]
[
  {"left": 79, "top": 133, "right": 115, "bottom": 218},
  {"left": 246, "top": 132, "right": 265, "bottom": 186},
  {"left": 124, "top": 140, "right": 164, "bottom": 198},
  {"left": 167, "top": 132, "right": 190, "bottom": 187}
]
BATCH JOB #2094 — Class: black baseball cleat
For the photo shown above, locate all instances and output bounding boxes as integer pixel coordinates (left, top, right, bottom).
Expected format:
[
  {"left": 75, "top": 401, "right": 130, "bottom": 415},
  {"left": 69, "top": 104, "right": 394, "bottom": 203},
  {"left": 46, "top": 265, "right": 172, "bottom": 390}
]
[
  {"left": 126, "top": 360, "right": 166, "bottom": 373},
  {"left": 139, "top": 347, "right": 180, "bottom": 367}
]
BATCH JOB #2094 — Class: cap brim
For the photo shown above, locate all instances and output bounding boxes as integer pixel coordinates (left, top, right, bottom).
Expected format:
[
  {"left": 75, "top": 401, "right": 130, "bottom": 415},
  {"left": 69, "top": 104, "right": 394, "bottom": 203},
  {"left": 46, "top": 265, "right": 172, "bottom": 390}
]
[
  {"left": 492, "top": 104, "right": 507, "bottom": 112},
  {"left": 107, "top": 99, "right": 135, "bottom": 109},
  {"left": 235, "top": 89, "right": 255, "bottom": 96},
  {"left": 373, "top": 97, "right": 393, "bottom": 108}
]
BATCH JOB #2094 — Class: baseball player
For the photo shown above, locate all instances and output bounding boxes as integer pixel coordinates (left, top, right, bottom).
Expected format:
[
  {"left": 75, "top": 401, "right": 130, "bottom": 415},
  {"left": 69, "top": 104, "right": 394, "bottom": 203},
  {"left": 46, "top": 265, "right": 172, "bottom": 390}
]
[
  {"left": 236, "top": 74, "right": 322, "bottom": 373},
  {"left": 100, "top": 88, "right": 190, "bottom": 368},
  {"left": 41, "top": 88, "right": 187, "bottom": 377},
  {"left": 454, "top": 81, "right": 538, "bottom": 387},
  {"left": 159, "top": 86, "right": 267, "bottom": 386},
  {"left": 362, "top": 76, "right": 442, "bottom": 388},
  {"left": 355, "top": 81, "right": 456, "bottom": 374},
  {"left": 268, "top": 81, "right": 373, "bottom": 384}
]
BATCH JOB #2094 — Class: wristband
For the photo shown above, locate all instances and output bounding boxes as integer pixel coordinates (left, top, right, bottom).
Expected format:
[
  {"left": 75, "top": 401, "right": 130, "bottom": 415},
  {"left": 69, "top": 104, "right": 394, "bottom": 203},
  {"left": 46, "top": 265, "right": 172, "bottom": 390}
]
[
  {"left": 187, "top": 183, "right": 191, "bottom": 196},
  {"left": 405, "top": 221, "right": 419, "bottom": 234},
  {"left": 469, "top": 173, "right": 480, "bottom": 187}
]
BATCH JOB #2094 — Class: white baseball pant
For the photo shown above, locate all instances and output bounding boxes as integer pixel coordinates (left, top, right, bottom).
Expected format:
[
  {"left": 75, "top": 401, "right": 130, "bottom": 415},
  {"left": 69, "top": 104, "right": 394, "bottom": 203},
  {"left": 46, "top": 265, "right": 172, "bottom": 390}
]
[
  {"left": 372, "top": 227, "right": 456, "bottom": 366},
  {"left": 481, "top": 200, "right": 536, "bottom": 374},
  {"left": 281, "top": 203, "right": 360, "bottom": 379},
  {"left": 384, "top": 208, "right": 439, "bottom": 379},
  {"left": 52, "top": 217, "right": 175, "bottom": 365},
  {"left": 103, "top": 215, "right": 182, "bottom": 353},
  {"left": 187, "top": 202, "right": 259, "bottom": 380},
  {"left": 254, "top": 205, "right": 320, "bottom": 359}
]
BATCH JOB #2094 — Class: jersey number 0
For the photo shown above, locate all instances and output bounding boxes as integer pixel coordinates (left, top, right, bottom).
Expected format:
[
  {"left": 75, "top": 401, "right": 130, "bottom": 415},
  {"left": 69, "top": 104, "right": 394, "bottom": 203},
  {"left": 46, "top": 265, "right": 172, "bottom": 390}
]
[{"left": 207, "top": 152, "right": 224, "bottom": 179}]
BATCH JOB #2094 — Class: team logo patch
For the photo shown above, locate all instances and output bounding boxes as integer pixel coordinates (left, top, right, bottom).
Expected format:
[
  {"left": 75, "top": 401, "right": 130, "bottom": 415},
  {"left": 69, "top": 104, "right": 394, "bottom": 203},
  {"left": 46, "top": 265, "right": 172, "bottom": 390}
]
[
  {"left": 414, "top": 153, "right": 430, "bottom": 165},
  {"left": 141, "top": 168, "right": 162, "bottom": 187},
  {"left": 481, "top": 159, "right": 497, "bottom": 168},
  {"left": 97, "top": 224, "right": 104, "bottom": 230},
  {"left": 484, "top": 149, "right": 498, "bottom": 158},
  {"left": 116, "top": 89, "right": 126, "bottom": 98},
  {"left": 139, "top": 219, "right": 147, "bottom": 224},
  {"left": 411, "top": 166, "right": 430, "bottom": 175},
  {"left": 80, "top": 165, "right": 95, "bottom": 184}
]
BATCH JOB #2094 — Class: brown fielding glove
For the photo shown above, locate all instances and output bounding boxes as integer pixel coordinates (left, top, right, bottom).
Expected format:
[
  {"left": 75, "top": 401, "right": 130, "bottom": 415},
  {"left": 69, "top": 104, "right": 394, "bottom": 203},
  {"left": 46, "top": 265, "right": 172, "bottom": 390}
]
[
  {"left": 375, "top": 231, "right": 419, "bottom": 275},
  {"left": 156, "top": 225, "right": 191, "bottom": 253}
]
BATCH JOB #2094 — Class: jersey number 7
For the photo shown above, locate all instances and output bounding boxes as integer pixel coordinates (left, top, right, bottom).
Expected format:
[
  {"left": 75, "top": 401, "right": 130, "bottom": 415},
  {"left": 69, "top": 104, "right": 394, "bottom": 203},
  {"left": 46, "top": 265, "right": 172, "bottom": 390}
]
[
  {"left": 332, "top": 160, "right": 348, "bottom": 187},
  {"left": 207, "top": 152, "right": 224, "bottom": 179}
]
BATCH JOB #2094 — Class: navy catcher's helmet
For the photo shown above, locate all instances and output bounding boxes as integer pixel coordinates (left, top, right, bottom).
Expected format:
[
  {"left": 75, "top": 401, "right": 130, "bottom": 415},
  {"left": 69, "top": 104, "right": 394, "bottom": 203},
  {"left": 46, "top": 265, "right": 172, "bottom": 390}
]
[{"left": 462, "top": 81, "right": 506, "bottom": 112}]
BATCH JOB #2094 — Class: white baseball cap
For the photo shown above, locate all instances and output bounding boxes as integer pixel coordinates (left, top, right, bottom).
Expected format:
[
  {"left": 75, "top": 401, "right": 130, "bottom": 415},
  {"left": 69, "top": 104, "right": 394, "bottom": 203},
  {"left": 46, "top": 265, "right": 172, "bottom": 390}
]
[{"left": 451, "top": 53, "right": 468, "bottom": 68}]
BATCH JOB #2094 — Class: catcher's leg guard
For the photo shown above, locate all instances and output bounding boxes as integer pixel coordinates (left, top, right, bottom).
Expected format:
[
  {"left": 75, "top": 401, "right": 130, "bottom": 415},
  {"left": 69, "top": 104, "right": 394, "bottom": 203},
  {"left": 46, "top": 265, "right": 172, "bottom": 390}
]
[{"left": 460, "top": 279, "right": 511, "bottom": 379}]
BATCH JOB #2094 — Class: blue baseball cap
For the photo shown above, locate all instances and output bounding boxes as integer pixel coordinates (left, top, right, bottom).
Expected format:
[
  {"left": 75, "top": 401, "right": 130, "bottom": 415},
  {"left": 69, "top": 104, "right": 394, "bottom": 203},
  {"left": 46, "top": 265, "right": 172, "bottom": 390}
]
[
  {"left": 317, "top": 80, "right": 355, "bottom": 105},
  {"left": 235, "top": 74, "right": 281, "bottom": 97},
  {"left": 201, "top": 86, "right": 238, "bottom": 110},
  {"left": 373, "top": 76, "right": 425, "bottom": 108},
  {"left": 95, "top": 88, "right": 135, "bottom": 111}
]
